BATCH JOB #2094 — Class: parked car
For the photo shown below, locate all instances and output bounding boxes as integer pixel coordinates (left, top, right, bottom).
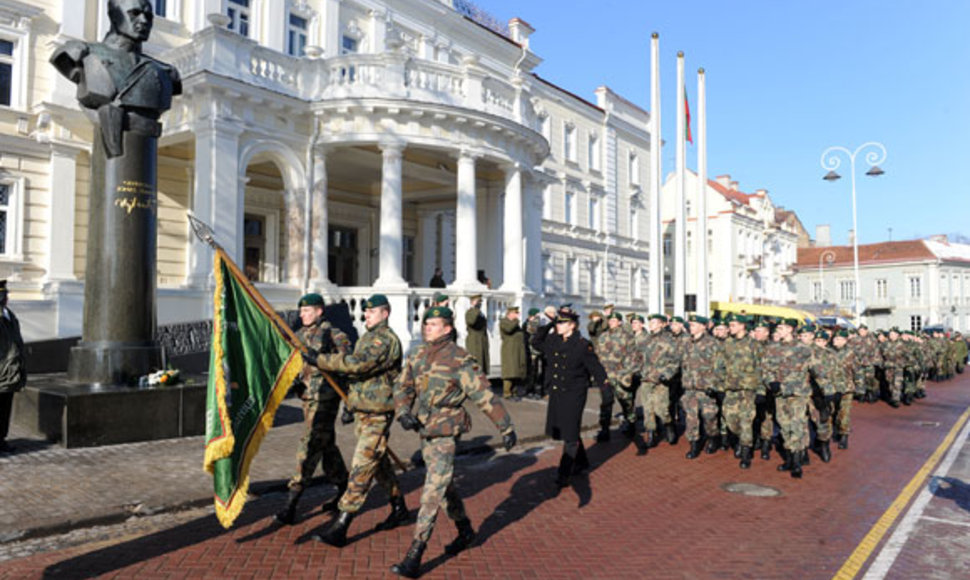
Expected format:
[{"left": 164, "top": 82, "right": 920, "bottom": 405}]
[{"left": 816, "top": 316, "right": 856, "bottom": 331}]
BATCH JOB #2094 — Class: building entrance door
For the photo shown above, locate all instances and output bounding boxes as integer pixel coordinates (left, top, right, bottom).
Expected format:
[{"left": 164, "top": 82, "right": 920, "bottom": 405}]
[{"left": 328, "top": 226, "right": 358, "bottom": 286}]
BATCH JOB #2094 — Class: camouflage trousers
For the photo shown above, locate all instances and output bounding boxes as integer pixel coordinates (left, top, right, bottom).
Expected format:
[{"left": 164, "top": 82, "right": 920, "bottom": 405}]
[
  {"left": 288, "top": 398, "right": 349, "bottom": 493},
  {"left": 338, "top": 411, "right": 402, "bottom": 513},
  {"left": 775, "top": 396, "right": 810, "bottom": 452},
  {"left": 639, "top": 381, "right": 672, "bottom": 431},
  {"left": 679, "top": 390, "right": 718, "bottom": 442},
  {"left": 613, "top": 379, "right": 638, "bottom": 424},
  {"left": 884, "top": 368, "right": 903, "bottom": 402},
  {"left": 722, "top": 391, "right": 757, "bottom": 447},
  {"left": 855, "top": 366, "right": 876, "bottom": 397},
  {"left": 414, "top": 436, "right": 467, "bottom": 544},
  {"left": 809, "top": 398, "right": 833, "bottom": 442},
  {"left": 834, "top": 392, "right": 853, "bottom": 435},
  {"left": 903, "top": 369, "right": 919, "bottom": 395},
  {"left": 756, "top": 396, "right": 776, "bottom": 442}
]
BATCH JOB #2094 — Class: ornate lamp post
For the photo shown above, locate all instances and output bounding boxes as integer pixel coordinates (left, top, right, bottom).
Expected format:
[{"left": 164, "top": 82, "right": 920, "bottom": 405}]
[
  {"left": 817, "top": 249, "right": 836, "bottom": 303},
  {"left": 820, "top": 142, "right": 887, "bottom": 324}
]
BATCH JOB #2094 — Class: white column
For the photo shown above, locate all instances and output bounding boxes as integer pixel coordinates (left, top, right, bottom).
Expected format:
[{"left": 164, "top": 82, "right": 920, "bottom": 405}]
[
  {"left": 696, "top": 67, "right": 709, "bottom": 316},
  {"left": 264, "top": 0, "right": 287, "bottom": 53},
  {"left": 285, "top": 188, "right": 306, "bottom": 284},
  {"left": 310, "top": 147, "right": 332, "bottom": 288},
  {"left": 524, "top": 174, "right": 544, "bottom": 293},
  {"left": 187, "top": 119, "right": 243, "bottom": 287},
  {"left": 674, "top": 51, "right": 686, "bottom": 316},
  {"left": 47, "top": 144, "right": 80, "bottom": 281},
  {"left": 501, "top": 162, "right": 525, "bottom": 293},
  {"left": 452, "top": 150, "right": 483, "bottom": 289},
  {"left": 649, "top": 32, "right": 663, "bottom": 314},
  {"left": 417, "top": 209, "right": 438, "bottom": 287},
  {"left": 374, "top": 142, "right": 407, "bottom": 288},
  {"left": 322, "top": 0, "right": 342, "bottom": 57},
  {"left": 441, "top": 210, "right": 456, "bottom": 282}
]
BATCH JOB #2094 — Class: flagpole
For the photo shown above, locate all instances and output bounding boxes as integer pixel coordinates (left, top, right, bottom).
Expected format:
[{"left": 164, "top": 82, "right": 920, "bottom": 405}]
[
  {"left": 649, "top": 32, "right": 663, "bottom": 314},
  {"left": 674, "top": 51, "right": 686, "bottom": 316},
  {"left": 697, "top": 67, "right": 709, "bottom": 316},
  {"left": 188, "top": 213, "right": 409, "bottom": 472}
]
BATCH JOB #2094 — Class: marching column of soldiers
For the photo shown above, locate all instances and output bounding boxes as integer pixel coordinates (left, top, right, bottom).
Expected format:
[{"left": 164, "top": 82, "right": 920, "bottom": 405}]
[{"left": 284, "top": 290, "right": 968, "bottom": 578}]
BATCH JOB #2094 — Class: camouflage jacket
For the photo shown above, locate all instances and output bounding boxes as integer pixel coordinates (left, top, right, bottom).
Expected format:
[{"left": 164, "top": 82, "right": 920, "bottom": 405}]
[
  {"left": 314, "top": 320, "right": 402, "bottom": 413},
  {"left": 587, "top": 317, "right": 607, "bottom": 342},
  {"left": 395, "top": 335, "right": 513, "bottom": 438},
  {"left": 810, "top": 345, "right": 838, "bottom": 396},
  {"left": 880, "top": 339, "right": 906, "bottom": 370},
  {"left": 640, "top": 329, "right": 681, "bottom": 384},
  {"left": 295, "top": 319, "right": 351, "bottom": 401},
  {"left": 681, "top": 332, "right": 725, "bottom": 392},
  {"left": 596, "top": 325, "right": 637, "bottom": 386},
  {"left": 721, "top": 334, "right": 763, "bottom": 393},
  {"left": 850, "top": 334, "right": 883, "bottom": 367},
  {"left": 761, "top": 339, "right": 826, "bottom": 398},
  {"left": 902, "top": 340, "right": 923, "bottom": 371},
  {"left": 831, "top": 345, "right": 857, "bottom": 394}
]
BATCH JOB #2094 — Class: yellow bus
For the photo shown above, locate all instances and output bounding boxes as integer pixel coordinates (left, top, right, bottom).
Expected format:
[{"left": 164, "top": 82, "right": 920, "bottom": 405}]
[{"left": 709, "top": 301, "right": 816, "bottom": 326}]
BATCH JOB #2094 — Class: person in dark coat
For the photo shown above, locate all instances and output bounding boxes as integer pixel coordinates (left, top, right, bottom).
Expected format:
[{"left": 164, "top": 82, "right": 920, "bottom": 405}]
[
  {"left": 531, "top": 304, "right": 613, "bottom": 487},
  {"left": 500, "top": 306, "right": 527, "bottom": 400},
  {"left": 0, "top": 280, "right": 26, "bottom": 453}
]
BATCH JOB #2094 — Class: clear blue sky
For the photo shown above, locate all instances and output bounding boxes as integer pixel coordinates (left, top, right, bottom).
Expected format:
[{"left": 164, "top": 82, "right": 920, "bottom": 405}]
[{"left": 476, "top": 0, "right": 970, "bottom": 245}]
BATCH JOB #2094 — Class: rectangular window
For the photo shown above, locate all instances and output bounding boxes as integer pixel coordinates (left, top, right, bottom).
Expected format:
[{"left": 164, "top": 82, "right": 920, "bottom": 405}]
[
  {"left": 588, "top": 195, "right": 600, "bottom": 231},
  {"left": 564, "top": 190, "right": 575, "bottom": 226},
  {"left": 564, "top": 123, "right": 576, "bottom": 162},
  {"left": 154, "top": 0, "right": 167, "bottom": 18},
  {"left": 341, "top": 35, "right": 359, "bottom": 54},
  {"left": 589, "top": 260, "right": 601, "bottom": 297},
  {"left": 588, "top": 132, "right": 600, "bottom": 171},
  {"left": 875, "top": 278, "right": 888, "bottom": 299},
  {"left": 664, "top": 274, "right": 671, "bottom": 300},
  {"left": 567, "top": 257, "right": 578, "bottom": 294},
  {"left": 633, "top": 267, "right": 643, "bottom": 300},
  {"left": 629, "top": 151, "right": 640, "bottom": 185},
  {"left": 0, "top": 183, "right": 8, "bottom": 254},
  {"left": 708, "top": 229, "right": 714, "bottom": 253},
  {"left": 629, "top": 206, "right": 638, "bottom": 241},
  {"left": 663, "top": 234, "right": 672, "bottom": 257},
  {"left": 0, "top": 40, "right": 13, "bottom": 107},
  {"left": 227, "top": 0, "right": 251, "bottom": 37},
  {"left": 839, "top": 280, "right": 855, "bottom": 302},
  {"left": 911, "top": 315, "right": 922, "bottom": 332},
  {"left": 542, "top": 254, "right": 553, "bottom": 294},
  {"left": 909, "top": 276, "right": 922, "bottom": 299},
  {"left": 812, "top": 281, "right": 823, "bottom": 302},
  {"left": 542, "top": 184, "right": 551, "bottom": 220},
  {"left": 288, "top": 14, "right": 308, "bottom": 57},
  {"left": 402, "top": 235, "right": 415, "bottom": 286}
]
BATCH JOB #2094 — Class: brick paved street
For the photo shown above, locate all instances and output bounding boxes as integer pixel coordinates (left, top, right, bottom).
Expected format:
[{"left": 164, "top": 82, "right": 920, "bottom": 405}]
[{"left": 1, "top": 375, "right": 969, "bottom": 579}]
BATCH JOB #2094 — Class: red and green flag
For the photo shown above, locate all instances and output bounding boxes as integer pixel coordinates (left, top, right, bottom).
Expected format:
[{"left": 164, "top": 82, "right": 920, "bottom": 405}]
[
  {"left": 203, "top": 249, "right": 304, "bottom": 528},
  {"left": 684, "top": 88, "right": 693, "bottom": 144}
]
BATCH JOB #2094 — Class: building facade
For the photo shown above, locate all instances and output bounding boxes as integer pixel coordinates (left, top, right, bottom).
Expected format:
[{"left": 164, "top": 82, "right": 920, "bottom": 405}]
[
  {"left": 794, "top": 237, "right": 970, "bottom": 332},
  {"left": 1, "top": 0, "right": 655, "bottom": 366},
  {"left": 660, "top": 171, "right": 798, "bottom": 309}
]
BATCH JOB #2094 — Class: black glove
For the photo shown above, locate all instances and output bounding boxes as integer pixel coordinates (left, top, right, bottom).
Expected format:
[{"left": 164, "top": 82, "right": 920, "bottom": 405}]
[
  {"left": 658, "top": 374, "right": 667, "bottom": 383},
  {"left": 823, "top": 393, "right": 836, "bottom": 406},
  {"left": 755, "top": 394, "right": 766, "bottom": 406},
  {"left": 301, "top": 348, "right": 319, "bottom": 366},
  {"left": 397, "top": 412, "right": 420, "bottom": 432},
  {"left": 340, "top": 407, "right": 355, "bottom": 425},
  {"left": 768, "top": 381, "right": 781, "bottom": 395},
  {"left": 503, "top": 431, "right": 517, "bottom": 451},
  {"left": 705, "top": 387, "right": 718, "bottom": 398},
  {"left": 600, "top": 381, "right": 615, "bottom": 408}
]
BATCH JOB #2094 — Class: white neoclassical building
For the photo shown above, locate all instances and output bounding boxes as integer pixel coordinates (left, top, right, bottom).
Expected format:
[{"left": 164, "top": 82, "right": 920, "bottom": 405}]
[
  {"left": 1, "top": 0, "right": 655, "bottom": 365},
  {"left": 660, "top": 171, "right": 800, "bottom": 309}
]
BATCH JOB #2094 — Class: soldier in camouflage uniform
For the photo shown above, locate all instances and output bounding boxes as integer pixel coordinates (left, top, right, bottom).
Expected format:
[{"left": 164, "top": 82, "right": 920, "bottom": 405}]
[
  {"left": 830, "top": 329, "right": 857, "bottom": 449},
  {"left": 680, "top": 314, "right": 724, "bottom": 459},
  {"left": 880, "top": 328, "right": 905, "bottom": 407},
  {"left": 900, "top": 331, "right": 922, "bottom": 404},
  {"left": 638, "top": 314, "right": 681, "bottom": 446},
  {"left": 751, "top": 320, "right": 776, "bottom": 460},
  {"left": 275, "top": 294, "right": 352, "bottom": 525},
  {"left": 810, "top": 330, "right": 838, "bottom": 463},
  {"left": 721, "top": 314, "right": 763, "bottom": 469},
  {"left": 306, "top": 294, "right": 409, "bottom": 547},
  {"left": 711, "top": 317, "right": 730, "bottom": 449},
  {"left": 850, "top": 325, "right": 882, "bottom": 403},
  {"left": 524, "top": 308, "right": 545, "bottom": 399},
  {"left": 761, "top": 318, "right": 827, "bottom": 478},
  {"left": 597, "top": 312, "right": 647, "bottom": 453},
  {"left": 587, "top": 303, "right": 613, "bottom": 341},
  {"left": 390, "top": 306, "right": 517, "bottom": 578},
  {"left": 667, "top": 316, "right": 689, "bottom": 442}
]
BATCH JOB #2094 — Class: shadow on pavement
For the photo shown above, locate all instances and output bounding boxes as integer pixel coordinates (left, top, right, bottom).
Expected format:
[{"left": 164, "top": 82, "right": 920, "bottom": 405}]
[{"left": 930, "top": 476, "right": 970, "bottom": 512}]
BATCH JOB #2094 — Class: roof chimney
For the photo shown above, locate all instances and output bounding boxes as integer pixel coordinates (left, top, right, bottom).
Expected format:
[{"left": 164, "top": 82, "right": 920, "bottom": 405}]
[
  {"left": 508, "top": 18, "right": 535, "bottom": 48},
  {"left": 816, "top": 224, "right": 831, "bottom": 247},
  {"left": 715, "top": 174, "right": 731, "bottom": 187},
  {"left": 729, "top": 181, "right": 739, "bottom": 191},
  {"left": 848, "top": 229, "right": 855, "bottom": 247}
]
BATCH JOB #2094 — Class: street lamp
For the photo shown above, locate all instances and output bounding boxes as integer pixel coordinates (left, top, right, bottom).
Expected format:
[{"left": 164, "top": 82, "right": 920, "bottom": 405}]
[
  {"left": 817, "top": 249, "right": 835, "bottom": 304},
  {"left": 820, "top": 141, "right": 887, "bottom": 325}
]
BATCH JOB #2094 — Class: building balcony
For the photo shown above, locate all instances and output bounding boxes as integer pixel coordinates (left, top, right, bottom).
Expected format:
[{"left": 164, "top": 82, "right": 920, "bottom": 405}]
[{"left": 164, "top": 26, "right": 535, "bottom": 126}]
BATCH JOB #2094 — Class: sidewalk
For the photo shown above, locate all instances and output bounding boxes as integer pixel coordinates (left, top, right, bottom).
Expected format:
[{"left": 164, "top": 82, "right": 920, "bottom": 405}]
[{"left": 0, "top": 389, "right": 606, "bottom": 544}]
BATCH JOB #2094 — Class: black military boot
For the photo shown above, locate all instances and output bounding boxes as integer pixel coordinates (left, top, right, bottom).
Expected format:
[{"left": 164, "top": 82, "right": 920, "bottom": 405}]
[
  {"left": 390, "top": 540, "right": 427, "bottom": 578},
  {"left": 888, "top": 399, "right": 900, "bottom": 408},
  {"left": 760, "top": 438, "right": 772, "bottom": 461},
  {"left": 818, "top": 439, "right": 832, "bottom": 463},
  {"left": 777, "top": 449, "right": 792, "bottom": 472},
  {"left": 790, "top": 451, "right": 803, "bottom": 479},
  {"left": 321, "top": 482, "right": 347, "bottom": 513},
  {"left": 312, "top": 510, "right": 355, "bottom": 547},
  {"left": 572, "top": 445, "right": 590, "bottom": 474},
  {"left": 644, "top": 429, "right": 657, "bottom": 448},
  {"left": 838, "top": 434, "right": 849, "bottom": 450},
  {"left": 705, "top": 435, "right": 721, "bottom": 455},
  {"left": 274, "top": 488, "right": 302, "bottom": 525},
  {"left": 664, "top": 422, "right": 677, "bottom": 445},
  {"left": 685, "top": 439, "right": 703, "bottom": 459},
  {"left": 732, "top": 436, "right": 742, "bottom": 459},
  {"left": 619, "top": 420, "right": 635, "bottom": 439},
  {"left": 595, "top": 427, "right": 611, "bottom": 443},
  {"left": 444, "top": 518, "right": 477, "bottom": 555},
  {"left": 739, "top": 446, "right": 752, "bottom": 469},
  {"left": 375, "top": 495, "right": 410, "bottom": 531},
  {"left": 556, "top": 453, "right": 574, "bottom": 488},
  {"left": 633, "top": 434, "right": 649, "bottom": 456}
]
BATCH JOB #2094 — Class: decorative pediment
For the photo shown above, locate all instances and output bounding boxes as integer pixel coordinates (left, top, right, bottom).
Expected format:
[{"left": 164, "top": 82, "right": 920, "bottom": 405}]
[{"left": 0, "top": 0, "right": 42, "bottom": 29}]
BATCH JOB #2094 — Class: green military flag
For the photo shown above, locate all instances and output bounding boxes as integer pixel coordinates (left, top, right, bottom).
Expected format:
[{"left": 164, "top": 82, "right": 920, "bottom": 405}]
[{"left": 203, "top": 249, "right": 304, "bottom": 528}]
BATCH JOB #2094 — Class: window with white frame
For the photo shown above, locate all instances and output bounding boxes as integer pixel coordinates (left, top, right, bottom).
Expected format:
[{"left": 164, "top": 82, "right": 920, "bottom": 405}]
[
  {"left": 812, "top": 281, "right": 823, "bottom": 302},
  {"left": 911, "top": 315, "right": 922, "bottom": 332},
  {"left": 542, "top": 254, "right": 553, "bottom": 294},
  {"left": 542, "top": 184, "right": 552, "bottom": 220},
  {"left": 566, "top": 257, "right": 578, "bottom": 294},
  {"left": 965, "top": 275, "right": 970, "bottom": 304},
  {"left": 909, "top": 275, "right": 922, "bottom": 299},
  {"left": 588, "top": 132, "right": 601, "bottom": 171},
  {"left": 632, "top": 266, "right": 643, "bottom": 300},
  {"left": 227, "top": 0, "right": 251, "bottom": 37},
  {"left": 563, "top": 123, "right": 577, "bottom": 162},
  {"left": 0, "top": 39, "right": 12, "bottom": 107},
  {"left": 942, "top": 274, "right": 949, "bottom": 305},
  {"left": 288, "top": 13, "right": 309, "bottom": 56},
  {"left": 663, "top": 274, "right": 671, "bottom": 300},
  {"left": 839, "top": 280, "right": 855, "bottom": 303},
  {"left": 875, "top": 278, "right": 888, "bottom": 299},
  {"left": 629, "top": 205, "right": 638, "bottom": 240},
  {"left": 953, "top": 274, "right": 960, "bottom": 304},
  {"left": 686, "top": 230, "right": 692, "bottom": 257},
  {"left": 708, "top": 229, "right": 714, "bottom": 253},
  {"left": 538, "top": 113, "right": 550, "bottom": 141},
  {"left": 341, "top": 34, "right": 358, "bottom": 54},
  {"left": 629, "top": 151, "right": 640, "bottom": 185},
  {"left": 0, "top": 180, "right": 23, "bottom": 258},
  {"left": 589, "top": 260, "right": 601, "bottom": 297},
  {"left": 709, "top": 272, "right": 713, "bottom": 295},
  {"left": 153, "top": 0, "right": 167, "bottom": 17},
  {"left": 564, "top": 189, "right": 576, "bottom": 226},
  {"left": 663, "top": 234, "right": 671, "bottom": 257},
  {"left": 588, "top": 194, "right": 600, "bottom": 231}
]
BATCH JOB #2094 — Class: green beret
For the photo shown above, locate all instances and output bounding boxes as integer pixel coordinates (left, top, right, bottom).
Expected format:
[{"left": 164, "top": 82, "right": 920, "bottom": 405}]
[
  {"left": 423, "top": 305, "right": 453, "bottom": 322},
  {"left": 298, "top": 293, "right": 324, "bottom": 308},
  {"left": 714, "top": 317, "right": 728, "bottom": 327},
  {"left": 814, "top": 330, "right": 829, "bottom": 339},
  {"left": 433, "top": 292, "right": 449, "bottom": 303},
  {"left": 753, "top": 320, "right": 771, "bottom": 329},
  {"left": 528, "top": 308, "right": 540, "bottom": 316},
  {"left": 671, "top": 316, "right": 685, "bottom": 324},
  {"left": 688, "top": 314, "right": 709, "bottom": 324},
  {"left": 724, "top": 313, "right": 738, "bottom": 323},
  {"left": 859, "top": 324, "right": 868, "bottom": 330},
  {"left": 889, "top": 327, "right": 901, "bottom": 334},
  {"left": 648, "top": 313, "right": 667, "bottom": 322},
  {"left": 778, "top": 318, "right": 799, "bottom": 328},
  {"left": 608, "top": 312, "right": 623, "bottom": 321},
  {"left": 835, "top": 329, "right": 850, "bottom": 338},
  {"left": 632, "top": 314, "right": 645, "bottom": 323},
  {"left": 798, "top": 325, "right": 816, "bottom": 334},
  {"left": 363, "top": 294, "right": 389, "bottom": 309}
]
